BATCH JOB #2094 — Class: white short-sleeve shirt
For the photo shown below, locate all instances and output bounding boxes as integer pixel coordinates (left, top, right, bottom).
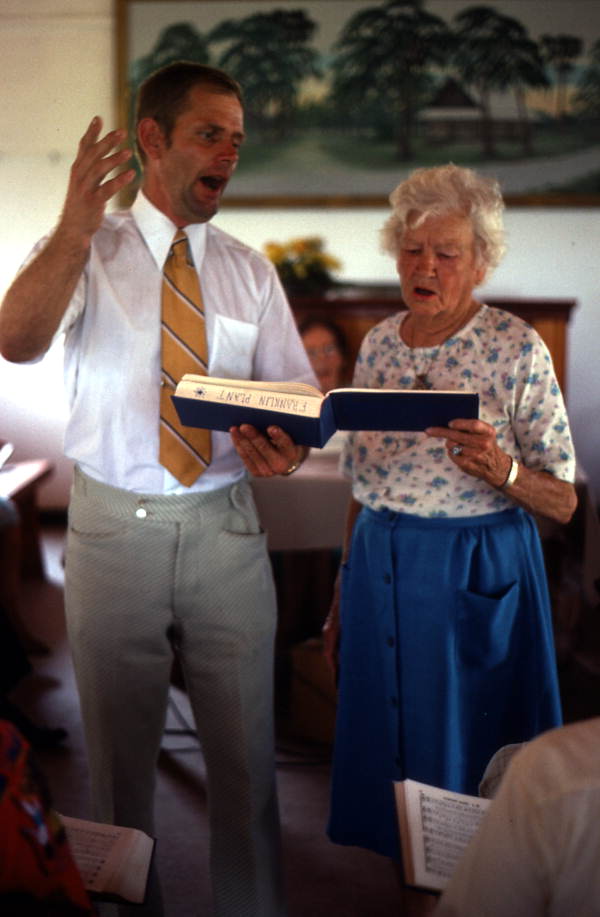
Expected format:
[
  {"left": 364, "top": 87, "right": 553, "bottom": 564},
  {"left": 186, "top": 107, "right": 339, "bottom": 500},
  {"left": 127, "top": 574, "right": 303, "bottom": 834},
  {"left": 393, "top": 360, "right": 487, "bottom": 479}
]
[{"left": 39, "top": 193, "right": 316, "bottom": 494}]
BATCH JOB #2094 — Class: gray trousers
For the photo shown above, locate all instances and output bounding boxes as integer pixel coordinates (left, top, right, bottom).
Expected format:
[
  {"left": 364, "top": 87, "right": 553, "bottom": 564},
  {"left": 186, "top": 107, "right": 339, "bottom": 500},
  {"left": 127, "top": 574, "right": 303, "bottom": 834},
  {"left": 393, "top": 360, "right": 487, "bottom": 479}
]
[{"left": 65, "top": 466, "right": 284, "bottom": 916}]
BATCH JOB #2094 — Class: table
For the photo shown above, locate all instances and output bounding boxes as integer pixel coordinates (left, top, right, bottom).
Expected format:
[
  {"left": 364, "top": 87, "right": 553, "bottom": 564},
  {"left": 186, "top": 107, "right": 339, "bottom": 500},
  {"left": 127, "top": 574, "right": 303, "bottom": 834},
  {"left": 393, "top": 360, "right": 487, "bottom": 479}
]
[
  {"left": 251, "top": 449, "right": 351, "bottom": 552},
  {"left": 537, "top": 466, "right": 600, "bottom": 663},
  {"left": 251, "top": 451, "right": 350, "bottom": 722},
  {"left": 251, "top": 448, "right": 350, "bottom": 640},
  {"left": 0, "top": 459, "right": 54, "bottom": 580}
]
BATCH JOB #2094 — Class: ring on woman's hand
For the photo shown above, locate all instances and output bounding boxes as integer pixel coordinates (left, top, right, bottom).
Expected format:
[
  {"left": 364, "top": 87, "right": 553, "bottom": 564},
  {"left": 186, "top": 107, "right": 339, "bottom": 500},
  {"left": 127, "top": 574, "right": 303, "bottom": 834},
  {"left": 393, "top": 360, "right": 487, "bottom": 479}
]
[{"left": 451, "top": 445, "right": 463, "bottom": 456}]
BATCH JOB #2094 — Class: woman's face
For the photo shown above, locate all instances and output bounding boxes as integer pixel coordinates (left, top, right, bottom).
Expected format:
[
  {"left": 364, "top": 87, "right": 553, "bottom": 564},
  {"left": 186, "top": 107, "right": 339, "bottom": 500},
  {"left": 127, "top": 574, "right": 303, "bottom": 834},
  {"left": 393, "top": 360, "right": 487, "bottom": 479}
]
[
  {"left": 396, "top": 213, "right": 486, "bottom": 323},
  {"left": 302, "top": 325, "right": 345, "bottom": 393}
]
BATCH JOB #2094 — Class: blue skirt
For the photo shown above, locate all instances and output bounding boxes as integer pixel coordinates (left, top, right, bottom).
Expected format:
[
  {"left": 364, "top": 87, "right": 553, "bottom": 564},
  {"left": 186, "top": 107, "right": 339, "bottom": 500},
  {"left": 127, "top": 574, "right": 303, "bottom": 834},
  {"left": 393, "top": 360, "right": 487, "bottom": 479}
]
[{"left": 328, "top": 506, "right": 562, "bottom": 860}]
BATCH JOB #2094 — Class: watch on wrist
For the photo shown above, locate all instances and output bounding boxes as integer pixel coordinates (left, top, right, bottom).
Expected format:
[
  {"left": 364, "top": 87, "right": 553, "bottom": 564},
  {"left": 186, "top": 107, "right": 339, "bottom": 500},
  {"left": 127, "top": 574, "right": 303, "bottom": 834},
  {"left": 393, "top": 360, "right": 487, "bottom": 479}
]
[{"left": 501, "top": 456, "right": 519, "bottom": 489}]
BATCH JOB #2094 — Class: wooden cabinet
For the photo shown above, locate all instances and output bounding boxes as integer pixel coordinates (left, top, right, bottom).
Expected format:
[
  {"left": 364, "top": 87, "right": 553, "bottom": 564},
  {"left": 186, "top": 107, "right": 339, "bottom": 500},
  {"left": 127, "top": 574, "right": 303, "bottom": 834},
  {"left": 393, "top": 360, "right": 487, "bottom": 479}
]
[{"left": 290, "top": 285, "right": 576, "bottom": 395}]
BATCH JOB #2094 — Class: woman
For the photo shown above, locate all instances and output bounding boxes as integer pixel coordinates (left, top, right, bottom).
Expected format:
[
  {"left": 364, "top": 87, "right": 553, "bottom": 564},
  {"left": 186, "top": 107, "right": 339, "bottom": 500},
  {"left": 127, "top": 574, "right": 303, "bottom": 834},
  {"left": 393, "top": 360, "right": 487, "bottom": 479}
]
[
  {"left": 299, "top": 315, "right": 350, "bottom": 395},
  {"left": 300, "top": 315, "right": 351, "bottom": 454},
  {"left": 324, "top": 164, "right": 577, "bottom": 862}
]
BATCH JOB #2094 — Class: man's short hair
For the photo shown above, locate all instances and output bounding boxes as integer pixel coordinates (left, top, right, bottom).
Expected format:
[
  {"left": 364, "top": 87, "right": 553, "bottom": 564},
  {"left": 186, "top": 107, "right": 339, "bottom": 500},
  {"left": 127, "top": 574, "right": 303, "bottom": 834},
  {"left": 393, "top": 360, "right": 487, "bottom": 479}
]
[{"left": 135, "top": 61, "right": 243, "bottom": 162}]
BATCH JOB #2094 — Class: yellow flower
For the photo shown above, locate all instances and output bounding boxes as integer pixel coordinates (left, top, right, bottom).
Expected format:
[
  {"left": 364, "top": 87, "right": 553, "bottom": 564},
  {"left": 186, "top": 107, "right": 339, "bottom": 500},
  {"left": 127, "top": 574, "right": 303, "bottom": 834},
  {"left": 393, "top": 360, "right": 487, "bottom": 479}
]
[
  {"left": 290, "top": 238, "right": 309, "bottom": 255},
  {"left": 262, "top": 236, "right": 342, "bottom": 289},
  {"left": 303, "top": 236, "right": 324, "bottom": 251},
  {"left": 322, "top": 253, "right": 342, "bottom": 270},
  {"left": 263, "top": 242, "right": 286, "bottom": 263}
]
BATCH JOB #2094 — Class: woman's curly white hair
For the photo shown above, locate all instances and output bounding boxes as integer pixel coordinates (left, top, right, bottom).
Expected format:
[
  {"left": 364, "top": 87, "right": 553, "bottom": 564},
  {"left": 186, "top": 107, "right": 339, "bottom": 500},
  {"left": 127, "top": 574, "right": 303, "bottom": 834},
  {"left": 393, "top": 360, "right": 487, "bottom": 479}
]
[{"left": 380, "top": 164, "right": 506, "bottom": 273}]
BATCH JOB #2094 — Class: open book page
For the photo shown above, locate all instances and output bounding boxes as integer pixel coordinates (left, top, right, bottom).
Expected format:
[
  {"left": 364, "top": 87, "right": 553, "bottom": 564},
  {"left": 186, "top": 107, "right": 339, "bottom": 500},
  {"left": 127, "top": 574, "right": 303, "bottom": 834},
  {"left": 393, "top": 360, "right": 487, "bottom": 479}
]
[
  {"left": 59, "top": 814, "right": 154, "bottom": 904},
  {"left": 175, "top": 374, "right": 325, "bottom": 418},
  {"left": 394, "top": 779, "right": 490, "bottom": 893},
  {"left": 177, "top": 374, "right": 323, "bottom": 397}
]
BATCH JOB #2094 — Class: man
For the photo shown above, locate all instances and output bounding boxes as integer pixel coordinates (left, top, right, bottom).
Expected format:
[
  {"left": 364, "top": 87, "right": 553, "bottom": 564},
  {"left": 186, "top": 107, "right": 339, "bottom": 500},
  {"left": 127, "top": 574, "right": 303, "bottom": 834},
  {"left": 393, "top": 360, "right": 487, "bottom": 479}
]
[
  {"left": 434, "top": 718, "right": 600, "bottom": 916},
  {"left": 0, "top": 62, "right": 316, "bottom": 916}
]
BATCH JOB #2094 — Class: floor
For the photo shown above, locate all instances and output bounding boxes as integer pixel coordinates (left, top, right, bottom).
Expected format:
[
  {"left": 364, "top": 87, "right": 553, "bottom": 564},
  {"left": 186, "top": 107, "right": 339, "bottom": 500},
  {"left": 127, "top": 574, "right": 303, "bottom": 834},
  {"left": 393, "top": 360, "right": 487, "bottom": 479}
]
[
  {"left": 11, "top": 518, "right": 600, "bottom": 916},
  {"left": 11, "top": 521, "right": 420, "bottom": 917}
]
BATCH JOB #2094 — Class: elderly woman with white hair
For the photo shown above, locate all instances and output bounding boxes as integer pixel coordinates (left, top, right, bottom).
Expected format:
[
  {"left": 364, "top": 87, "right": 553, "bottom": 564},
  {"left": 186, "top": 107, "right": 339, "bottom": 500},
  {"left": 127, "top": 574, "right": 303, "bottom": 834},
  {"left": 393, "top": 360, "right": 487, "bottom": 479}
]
[{"left": 324, "top": 164, "right": 577, "bottom": 864}]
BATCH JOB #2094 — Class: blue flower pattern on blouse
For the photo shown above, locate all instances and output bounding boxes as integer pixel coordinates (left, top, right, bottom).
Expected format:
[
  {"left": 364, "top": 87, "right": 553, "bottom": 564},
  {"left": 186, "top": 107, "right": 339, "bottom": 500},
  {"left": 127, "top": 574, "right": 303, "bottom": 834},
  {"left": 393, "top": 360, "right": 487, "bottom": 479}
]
[{"left": 341, "top": 305, "right": 576, "bottom": 517}]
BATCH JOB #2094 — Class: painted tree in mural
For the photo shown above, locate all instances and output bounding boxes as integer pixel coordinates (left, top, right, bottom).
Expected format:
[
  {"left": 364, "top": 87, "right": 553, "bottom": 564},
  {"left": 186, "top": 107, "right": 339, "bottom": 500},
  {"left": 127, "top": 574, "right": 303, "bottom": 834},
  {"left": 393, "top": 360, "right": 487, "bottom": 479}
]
[
  {"left": 330, "top": 0, "right": 453, "bottom": 160},
  {"left": 129, "top": 23, "right": 210, "bottom": 89},
  {"left": 540, "top": 34, "right": 584, "bottom": 119},
  {"left": 452, "top": 5, "right": 549, "bottom": 158},
  {"left": 574, "top": 38, "right": 600, "bottom": 136},
  {"left": 540, "top": 35, "right": 583, "bottom": 118},
  {"left": 208, "top": 9, "right": 322, "bottom": 140}
]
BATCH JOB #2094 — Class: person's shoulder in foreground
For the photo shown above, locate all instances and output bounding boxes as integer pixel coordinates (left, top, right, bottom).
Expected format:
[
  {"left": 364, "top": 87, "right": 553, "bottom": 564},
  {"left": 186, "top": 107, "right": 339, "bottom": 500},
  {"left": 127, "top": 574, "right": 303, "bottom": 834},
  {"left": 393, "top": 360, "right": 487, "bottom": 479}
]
[
  {"left": 0, "top": 719, "right": 94, "bottom": 915},
  {"left": 435, "top": 717, "right": 600, "bottom": 917}
]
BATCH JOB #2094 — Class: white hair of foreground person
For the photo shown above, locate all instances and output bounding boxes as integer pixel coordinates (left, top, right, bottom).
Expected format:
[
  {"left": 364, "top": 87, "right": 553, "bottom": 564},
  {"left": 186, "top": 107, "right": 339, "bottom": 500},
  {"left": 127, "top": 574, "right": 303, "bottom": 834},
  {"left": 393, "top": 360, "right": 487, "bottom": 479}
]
[{"left": 380, "top": 163, "right": 507, "bottom": 272}]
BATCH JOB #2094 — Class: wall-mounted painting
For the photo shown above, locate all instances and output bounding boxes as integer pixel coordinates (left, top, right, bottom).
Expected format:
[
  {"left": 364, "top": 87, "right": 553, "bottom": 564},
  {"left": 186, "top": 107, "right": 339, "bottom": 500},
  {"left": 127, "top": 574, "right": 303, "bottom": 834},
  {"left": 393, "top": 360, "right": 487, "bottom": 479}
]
[{"left": 115, "top": 0, "right": 600, "bottom": 206}]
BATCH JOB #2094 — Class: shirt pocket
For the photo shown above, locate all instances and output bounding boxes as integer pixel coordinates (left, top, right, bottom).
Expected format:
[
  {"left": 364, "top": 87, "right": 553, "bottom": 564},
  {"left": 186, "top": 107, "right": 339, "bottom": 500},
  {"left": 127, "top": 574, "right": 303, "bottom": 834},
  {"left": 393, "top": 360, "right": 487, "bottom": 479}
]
[{"left": 210, "top": 314, "right": 258, "bottom": 379}]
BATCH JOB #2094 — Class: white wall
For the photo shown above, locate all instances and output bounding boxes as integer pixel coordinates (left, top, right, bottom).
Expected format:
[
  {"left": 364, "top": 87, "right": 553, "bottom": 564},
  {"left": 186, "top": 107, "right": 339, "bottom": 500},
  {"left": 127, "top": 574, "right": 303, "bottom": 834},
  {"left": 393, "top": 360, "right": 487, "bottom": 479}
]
[{"left": 1, "top": 1, "right": 598, "bottom": 507}]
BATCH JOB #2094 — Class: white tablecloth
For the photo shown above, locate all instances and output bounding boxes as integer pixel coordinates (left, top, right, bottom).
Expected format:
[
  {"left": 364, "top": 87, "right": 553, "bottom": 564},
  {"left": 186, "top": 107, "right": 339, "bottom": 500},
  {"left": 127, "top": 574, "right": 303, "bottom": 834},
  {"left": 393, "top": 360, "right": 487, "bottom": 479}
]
[{"left": 250, "top": 450, "right": 351, "bottom": 551}]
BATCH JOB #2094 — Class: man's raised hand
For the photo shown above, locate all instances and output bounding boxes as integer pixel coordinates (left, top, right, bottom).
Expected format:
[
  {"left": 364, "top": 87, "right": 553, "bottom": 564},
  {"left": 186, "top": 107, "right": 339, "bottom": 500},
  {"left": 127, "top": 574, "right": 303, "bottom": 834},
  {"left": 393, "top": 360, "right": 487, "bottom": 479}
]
[{"left": 60, "top": 117, "right": 136, "bottom": 244}]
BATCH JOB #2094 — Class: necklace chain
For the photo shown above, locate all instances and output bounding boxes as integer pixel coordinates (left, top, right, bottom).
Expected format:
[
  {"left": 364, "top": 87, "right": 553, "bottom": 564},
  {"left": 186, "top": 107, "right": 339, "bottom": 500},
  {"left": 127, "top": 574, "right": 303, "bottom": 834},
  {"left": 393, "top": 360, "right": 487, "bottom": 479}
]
[
  {"left": 402, "top": 315, "right": 444, "bottom": 390},
  {"left": 409, "top": 344, "right": 442, "bottom": 390},
  {"left": 402, "top": 305, "right": 479, "bottom": 389}
]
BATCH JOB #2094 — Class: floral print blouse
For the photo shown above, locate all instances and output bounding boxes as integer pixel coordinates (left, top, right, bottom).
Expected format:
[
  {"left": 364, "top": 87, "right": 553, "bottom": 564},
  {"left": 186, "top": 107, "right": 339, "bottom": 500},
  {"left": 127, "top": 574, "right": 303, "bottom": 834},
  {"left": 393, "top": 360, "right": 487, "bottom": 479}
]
[{"left": 341, "top": 305, "right": 576, "bottom": 518}]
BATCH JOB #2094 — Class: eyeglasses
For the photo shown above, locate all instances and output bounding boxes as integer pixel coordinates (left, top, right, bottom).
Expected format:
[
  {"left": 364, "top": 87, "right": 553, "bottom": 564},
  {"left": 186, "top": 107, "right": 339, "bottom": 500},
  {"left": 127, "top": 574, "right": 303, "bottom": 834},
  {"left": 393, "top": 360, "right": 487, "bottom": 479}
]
[{"left": 304, "top": 344, "right": 341, "bottom": 359}]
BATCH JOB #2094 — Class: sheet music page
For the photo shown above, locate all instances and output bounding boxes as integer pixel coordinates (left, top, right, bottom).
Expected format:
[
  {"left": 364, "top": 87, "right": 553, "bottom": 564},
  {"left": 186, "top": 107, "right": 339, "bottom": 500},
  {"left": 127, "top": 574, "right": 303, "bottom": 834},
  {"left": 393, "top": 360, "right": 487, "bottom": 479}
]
[
  {"left": 60, "top": 816, "right": 132, "bottom": 892},
  {"left": 417, "top": 785, "right": 489, "bottom": 883},
  {"left": 395, "top": 779, "right": 490, "bottom": 890}
]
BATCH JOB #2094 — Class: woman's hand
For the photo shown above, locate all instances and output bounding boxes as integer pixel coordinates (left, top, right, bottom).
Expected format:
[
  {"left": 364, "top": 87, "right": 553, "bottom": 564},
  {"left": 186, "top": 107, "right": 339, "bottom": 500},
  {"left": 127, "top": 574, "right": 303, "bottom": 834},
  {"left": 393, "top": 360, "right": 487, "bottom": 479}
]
[
  {"left": 426, "top": 418, "right": 511, "bottom": 487},
  {"left": 426, "top": 418, "right": 577, "bottom": 524}
]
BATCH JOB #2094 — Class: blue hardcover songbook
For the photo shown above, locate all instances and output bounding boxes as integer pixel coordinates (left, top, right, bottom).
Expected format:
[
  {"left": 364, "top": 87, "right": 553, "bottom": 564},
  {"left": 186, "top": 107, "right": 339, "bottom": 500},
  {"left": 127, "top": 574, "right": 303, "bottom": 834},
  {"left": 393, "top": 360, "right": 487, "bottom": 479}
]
[{"left": 172, "top": 375, "right": 479, "bottom": 449}]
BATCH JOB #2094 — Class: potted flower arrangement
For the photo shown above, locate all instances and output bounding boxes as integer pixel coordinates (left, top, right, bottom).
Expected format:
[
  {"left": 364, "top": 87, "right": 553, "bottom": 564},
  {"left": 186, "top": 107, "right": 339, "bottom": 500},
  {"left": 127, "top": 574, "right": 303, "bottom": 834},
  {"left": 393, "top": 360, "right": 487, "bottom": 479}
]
[{"left": 263, "top": 236, "right": 342, "bottom": 296}]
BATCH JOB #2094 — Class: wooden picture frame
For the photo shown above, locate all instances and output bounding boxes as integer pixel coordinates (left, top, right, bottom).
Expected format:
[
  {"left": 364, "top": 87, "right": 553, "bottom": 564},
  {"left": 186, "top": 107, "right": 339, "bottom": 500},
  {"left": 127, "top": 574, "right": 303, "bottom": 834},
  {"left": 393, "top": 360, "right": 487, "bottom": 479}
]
[{"left": 115, "top": 0, "right": 600, "bottom": 207}]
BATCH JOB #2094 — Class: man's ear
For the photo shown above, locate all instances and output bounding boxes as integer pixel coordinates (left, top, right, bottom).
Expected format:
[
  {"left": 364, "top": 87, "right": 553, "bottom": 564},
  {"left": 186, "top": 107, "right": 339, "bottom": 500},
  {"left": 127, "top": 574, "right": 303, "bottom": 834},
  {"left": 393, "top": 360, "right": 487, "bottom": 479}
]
[{"left": 137, "top": 118, "right": 166, "bottom": 161}]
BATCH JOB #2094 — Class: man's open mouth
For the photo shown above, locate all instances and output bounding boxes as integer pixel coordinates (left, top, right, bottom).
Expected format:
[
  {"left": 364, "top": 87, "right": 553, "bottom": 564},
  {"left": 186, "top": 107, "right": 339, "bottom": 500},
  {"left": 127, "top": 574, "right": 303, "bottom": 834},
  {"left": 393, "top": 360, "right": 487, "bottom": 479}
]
[
  {"left": 200, "top": 176, "right": 226, "bottom": 192},
  {"left": 415, "top": 286, "right": 436, "bottom": 297}
]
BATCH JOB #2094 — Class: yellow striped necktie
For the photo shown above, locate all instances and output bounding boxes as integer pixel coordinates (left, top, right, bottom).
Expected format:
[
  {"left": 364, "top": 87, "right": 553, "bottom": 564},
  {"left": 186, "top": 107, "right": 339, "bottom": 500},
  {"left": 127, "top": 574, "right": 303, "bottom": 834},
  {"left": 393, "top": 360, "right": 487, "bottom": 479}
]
[{"left": 159, "top": 230, "right": 211, "bottom": 486}]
